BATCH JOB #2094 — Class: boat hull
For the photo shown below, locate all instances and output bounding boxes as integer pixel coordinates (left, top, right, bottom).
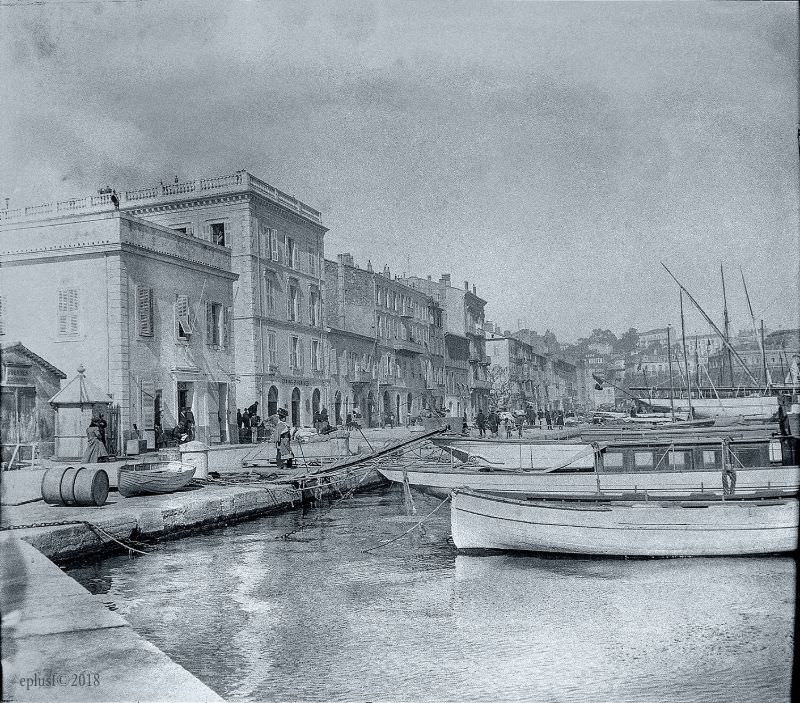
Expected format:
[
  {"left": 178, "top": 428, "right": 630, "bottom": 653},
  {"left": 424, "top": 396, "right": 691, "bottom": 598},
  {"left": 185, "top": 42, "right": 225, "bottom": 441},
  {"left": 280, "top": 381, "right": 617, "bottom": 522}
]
[
  {"left": 378, "top": 464, "right": 800, "bottom": 499},
  {"left": 647, "top": 396, "right": 778, "bottom": 420},
  {"left": 451, "top": 490, "right": 799, "bottom": 557},
  {"left": 118, "top": 462, "right": 196, "bottom": 497}
]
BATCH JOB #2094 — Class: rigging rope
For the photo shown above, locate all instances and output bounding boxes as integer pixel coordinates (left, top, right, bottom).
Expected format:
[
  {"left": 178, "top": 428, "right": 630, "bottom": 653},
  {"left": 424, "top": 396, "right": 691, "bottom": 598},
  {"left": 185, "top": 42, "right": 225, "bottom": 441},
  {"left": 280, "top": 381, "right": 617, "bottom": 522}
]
[{"left": 362, "top": 493, "right": 452, "bottom": 554}]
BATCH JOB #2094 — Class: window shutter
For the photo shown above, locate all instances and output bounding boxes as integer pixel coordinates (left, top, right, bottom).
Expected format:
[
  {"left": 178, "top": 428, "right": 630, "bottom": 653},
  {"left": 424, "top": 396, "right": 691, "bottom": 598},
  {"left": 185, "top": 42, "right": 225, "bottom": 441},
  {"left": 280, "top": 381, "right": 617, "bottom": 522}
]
[
  {"left": 271, "top": 230, "right": 278, "bottom": 261},
  {"left": 307, "top": 291, "right": 313, "bottom": 325},
  {"left": 206, "top": 302, "right": 213, "bottom": 345},
  {"left": 68, "top": 289, "right": 78, "bottom": 335},
  {"left": 136, "top": 285, "right": 153, "bottom": 337},
  {"left": 0, "top": 296, "right": 5, "bottom": 336},
  {"left": 175, "top": 294, "right": 191, "bottom": 337},
  {"left": 223, "top": 306, "right": 231, "bottom": 348},
  {"left": 57, "top": 290, "right": 68, "bottom": 335},
  {"left": 298, "top": 339, "right": 304, "bottom": 370}
]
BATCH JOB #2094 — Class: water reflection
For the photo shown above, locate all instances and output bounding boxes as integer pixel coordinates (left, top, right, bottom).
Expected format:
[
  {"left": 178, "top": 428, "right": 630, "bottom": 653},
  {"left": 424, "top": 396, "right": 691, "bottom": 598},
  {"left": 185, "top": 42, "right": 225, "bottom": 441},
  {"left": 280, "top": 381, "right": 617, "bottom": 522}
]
[{"left": 68, "top": 489, "right": 794, "bottom": 703}]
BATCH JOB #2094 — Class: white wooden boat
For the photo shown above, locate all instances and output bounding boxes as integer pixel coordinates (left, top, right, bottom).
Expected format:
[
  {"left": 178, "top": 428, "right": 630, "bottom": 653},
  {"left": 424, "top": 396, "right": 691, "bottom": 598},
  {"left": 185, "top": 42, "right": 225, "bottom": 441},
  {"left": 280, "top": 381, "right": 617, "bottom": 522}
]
[
  {"left": 380, "top": 436, "right": 799, "bottom": 498},
  {"left": 642, "top": 395, "right": 778, "bottom": 420},
  {"left": 450, "top": 488, "right": 799, "bottom": 556},
  {"left": 118, "top": 461, "right": 196, "bottom": 497},
  {"left": 380, "top": 462, "right": 800, "bottom": 498}
]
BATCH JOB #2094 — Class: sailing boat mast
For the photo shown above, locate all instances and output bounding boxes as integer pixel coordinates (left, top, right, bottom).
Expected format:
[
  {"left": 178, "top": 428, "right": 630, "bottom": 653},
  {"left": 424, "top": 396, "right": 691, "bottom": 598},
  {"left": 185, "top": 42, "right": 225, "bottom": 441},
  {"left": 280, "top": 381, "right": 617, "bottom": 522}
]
[
  {"left": 760, "top": 319, "right": 770, "bottom": 388},
  {"left": 740, "top": 266, "right": 768, "bottom": 389},
  {"left": 720, "top": 264, "right": 734, "bottom": 387},
  {"left": 666, "top": 325, "right": 676, "bottom": 422},
  {"left": 661, "top": 264, "right": 760, "bottom": 387},
  {"left": 680, "top": 291, "right": 694, "bottom": 419}
]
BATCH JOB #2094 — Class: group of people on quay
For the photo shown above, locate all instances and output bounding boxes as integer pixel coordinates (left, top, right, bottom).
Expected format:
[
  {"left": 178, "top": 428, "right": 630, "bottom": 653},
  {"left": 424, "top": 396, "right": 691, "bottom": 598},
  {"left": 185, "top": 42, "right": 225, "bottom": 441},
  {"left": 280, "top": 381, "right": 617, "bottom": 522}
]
[
  {"left": 472, "top": 407, "right": 568, "bottom": 437},
  {"left": 236, "top": 402, "right": 335, "bottom": 444}
]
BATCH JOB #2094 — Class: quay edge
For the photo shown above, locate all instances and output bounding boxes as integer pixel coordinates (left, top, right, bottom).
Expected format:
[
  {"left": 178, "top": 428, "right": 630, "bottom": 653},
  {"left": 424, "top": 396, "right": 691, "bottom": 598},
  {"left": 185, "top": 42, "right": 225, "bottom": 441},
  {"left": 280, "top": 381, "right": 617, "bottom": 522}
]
[{"left": 2, "top": 469, "right": 388, "bottom": 565}]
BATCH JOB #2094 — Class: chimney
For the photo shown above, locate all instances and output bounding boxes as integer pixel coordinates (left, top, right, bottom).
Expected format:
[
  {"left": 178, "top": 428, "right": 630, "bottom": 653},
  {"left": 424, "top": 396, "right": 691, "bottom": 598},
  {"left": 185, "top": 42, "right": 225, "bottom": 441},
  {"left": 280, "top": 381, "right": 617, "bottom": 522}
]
[
  {"left": 464, "top": 281, "right": 469, "bottom": 290},
  {"left": 383, "top": 264, "right": 390, "bottom": 278},
  {"left": 427, "top": 275, "right": 432, "bottom": 281},
  {"left": 366, "top": 259, "right": 373, "bottom": 272},
  {"left": 337, "top": 253, "right": 354, "bottom": 267},
  {"left": 472, "top": 284, "right": 476, "bottom": 295},
  {"left": 440, "top": 273, "right": 451, "bottom": 286}
]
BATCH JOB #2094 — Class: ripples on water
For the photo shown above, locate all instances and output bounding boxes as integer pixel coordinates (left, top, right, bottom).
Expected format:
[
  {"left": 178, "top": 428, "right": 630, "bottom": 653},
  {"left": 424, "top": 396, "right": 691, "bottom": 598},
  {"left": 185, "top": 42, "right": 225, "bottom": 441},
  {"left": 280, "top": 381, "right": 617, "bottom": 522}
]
[{"left": 68, "top": 488, "right": 795, "bottom": 703}]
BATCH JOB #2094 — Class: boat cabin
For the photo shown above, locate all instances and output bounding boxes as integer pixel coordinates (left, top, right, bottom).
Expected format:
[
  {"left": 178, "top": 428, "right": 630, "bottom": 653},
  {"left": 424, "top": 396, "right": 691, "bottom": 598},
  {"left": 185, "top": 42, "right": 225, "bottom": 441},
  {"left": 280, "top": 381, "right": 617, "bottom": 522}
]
[{"left": 594, "top": 437, "right": 788, "bottom": 475}]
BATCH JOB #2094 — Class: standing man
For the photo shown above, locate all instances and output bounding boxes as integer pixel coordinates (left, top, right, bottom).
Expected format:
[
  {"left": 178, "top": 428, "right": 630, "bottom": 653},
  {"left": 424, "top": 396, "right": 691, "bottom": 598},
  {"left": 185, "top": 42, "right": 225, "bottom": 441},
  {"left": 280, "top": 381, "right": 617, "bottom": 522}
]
[
  {"left": 275, "top": 408, "right": 294, "bottom": 470},
  {"left": 544, "top": 408, "right": 552, "bottom": 430},
  {"left": 476, "top": 409, "right": 486, "bottom": 437},
  {"left": 96, "top": 412, "right": 108, "bottom": 450}
]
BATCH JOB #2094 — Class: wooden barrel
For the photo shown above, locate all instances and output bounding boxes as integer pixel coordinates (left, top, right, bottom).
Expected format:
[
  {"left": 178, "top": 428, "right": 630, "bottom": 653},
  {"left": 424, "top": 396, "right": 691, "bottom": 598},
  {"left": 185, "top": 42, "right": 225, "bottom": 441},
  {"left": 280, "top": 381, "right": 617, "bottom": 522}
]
[{"left": 41, "top": 466, "right": 109, "bottom": 507}]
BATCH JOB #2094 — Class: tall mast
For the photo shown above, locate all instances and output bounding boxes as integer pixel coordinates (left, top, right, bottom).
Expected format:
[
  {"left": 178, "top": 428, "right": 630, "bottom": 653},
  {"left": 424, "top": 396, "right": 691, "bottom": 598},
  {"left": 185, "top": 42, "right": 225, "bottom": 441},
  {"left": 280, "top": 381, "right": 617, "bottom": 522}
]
[
  {"left": 760, "top": 319, "right": 769, "bottom": 388},
  {"left": 680, "top": 291, "right": 693, "bottom": 418},
  {"left": 740, "top": 267, "right": 765, "bottom": 387},
  {"left": 694, "top": 337, "right": 701, "bottom": 390},
  {"left": 720, "top": 264, "right": 734, "bottom": 387},
  {"left": 666, "top": 325, "right": 675, "bottom": 422},
  {"left": 661, "top": 264, "right": 759, "bottom": 386}
]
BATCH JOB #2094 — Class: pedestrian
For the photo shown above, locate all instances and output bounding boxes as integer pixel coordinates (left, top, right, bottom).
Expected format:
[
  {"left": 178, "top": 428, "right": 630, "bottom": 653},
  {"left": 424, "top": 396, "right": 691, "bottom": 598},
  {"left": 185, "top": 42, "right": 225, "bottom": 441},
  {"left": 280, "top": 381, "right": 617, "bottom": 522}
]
[
  {"left": 489, "top": 411, "right": 499, "bottom": 437},
  {"left": 251, "top": 415, "right": 260, "bottom": 443},
  {"left": 538, "top": 409, "right": 544, "bottom": 429},
  {"left": 247, "top": 401, "right": 259, "bottom": 417},
  {"left": 476, "top": 409, "right": 486, "bottom": 437},
  {"left": 178, "top": 406, "right": 195, "bottom": 442},
  {"left": 237, "top": 409, "right": 243, "bottom": 429},
  {"left": 461, "top": 413, "right": 469, "bottom": 436},
  {"left": 275, "top": 408, "right": 294, "bottom": 470},
  {"left": 515, "top": 413, "right": 524, "bottom": 438},
  {"left": 544, "top": 409, "right": 552, "bottom": 430},
  {"left": 96, "top": 412, "right": 107, "bottom": 447},
  {"left": 557, "top": 410, "right": 565, "bottom": 429},
  {"left": 505, "top": 417, "right": 513, "bottom": 439},
  {"left": 81, "top": 419, "right": 108, "bottom": 463}
]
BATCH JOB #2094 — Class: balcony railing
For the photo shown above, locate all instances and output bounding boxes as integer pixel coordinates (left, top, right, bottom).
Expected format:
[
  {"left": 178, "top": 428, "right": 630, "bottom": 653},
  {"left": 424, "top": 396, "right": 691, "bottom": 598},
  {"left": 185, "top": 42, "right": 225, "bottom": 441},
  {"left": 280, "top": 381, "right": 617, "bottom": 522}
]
[{"left": 1, "top": 170, "right": 323, "bottom": 225}]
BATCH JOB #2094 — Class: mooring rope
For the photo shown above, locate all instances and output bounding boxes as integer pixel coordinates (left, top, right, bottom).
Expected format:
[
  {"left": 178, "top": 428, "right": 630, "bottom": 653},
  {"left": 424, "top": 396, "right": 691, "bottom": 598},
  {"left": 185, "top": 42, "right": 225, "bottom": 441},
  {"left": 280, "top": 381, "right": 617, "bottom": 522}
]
[
  {"left": 362, "top": 494, "right": 452, "bottom": 554},
  {"left": 279, "top": 467, "right": 374, "bottom": 541},
  {"left": 1, "top": 519, "right": 151, "bottom": 556}
]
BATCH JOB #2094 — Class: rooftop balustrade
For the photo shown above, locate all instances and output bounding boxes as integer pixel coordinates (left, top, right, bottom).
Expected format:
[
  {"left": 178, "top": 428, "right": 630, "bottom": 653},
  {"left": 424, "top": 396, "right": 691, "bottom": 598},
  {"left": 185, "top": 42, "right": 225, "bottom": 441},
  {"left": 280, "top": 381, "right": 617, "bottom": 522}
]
[{"left": 1, "top": 171, "right": 322, "bottom": 225}]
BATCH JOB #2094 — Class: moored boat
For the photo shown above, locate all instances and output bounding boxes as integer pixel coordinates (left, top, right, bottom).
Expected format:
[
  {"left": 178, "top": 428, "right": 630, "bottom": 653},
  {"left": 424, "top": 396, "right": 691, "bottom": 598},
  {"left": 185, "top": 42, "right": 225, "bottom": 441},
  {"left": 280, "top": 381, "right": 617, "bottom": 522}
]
[
  {"left": 380, "top": 436, "right": 799, "bottom": 498},
  {"left": 450, "top": 488, "right": 799, "bottom": 557},
  {"left": 117, "top": 461, "right": 196, "bottom": 497}
]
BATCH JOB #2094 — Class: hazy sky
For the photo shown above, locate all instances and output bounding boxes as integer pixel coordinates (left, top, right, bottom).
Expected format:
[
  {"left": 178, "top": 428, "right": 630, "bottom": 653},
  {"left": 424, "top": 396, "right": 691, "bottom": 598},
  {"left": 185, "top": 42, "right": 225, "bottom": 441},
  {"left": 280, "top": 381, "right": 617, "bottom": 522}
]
[{"left": 2, "top": 0, "right": 798, "bottom": 341}]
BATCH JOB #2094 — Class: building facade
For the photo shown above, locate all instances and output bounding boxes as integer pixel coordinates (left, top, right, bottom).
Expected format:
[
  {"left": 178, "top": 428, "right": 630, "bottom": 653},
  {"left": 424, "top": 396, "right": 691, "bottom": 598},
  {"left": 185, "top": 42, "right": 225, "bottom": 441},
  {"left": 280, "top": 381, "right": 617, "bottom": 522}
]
[
  {"left": 324, "top": 255, "right": 445, "bottom": 427},
  {"left": 121, "top": 171, "right": 328, "bottom": 427},
  {"left": 402, "top": 274, "right": 491, "bottom": 417},
  {"left": 0, "top": 208, "right": 237, "bottom": 448}
]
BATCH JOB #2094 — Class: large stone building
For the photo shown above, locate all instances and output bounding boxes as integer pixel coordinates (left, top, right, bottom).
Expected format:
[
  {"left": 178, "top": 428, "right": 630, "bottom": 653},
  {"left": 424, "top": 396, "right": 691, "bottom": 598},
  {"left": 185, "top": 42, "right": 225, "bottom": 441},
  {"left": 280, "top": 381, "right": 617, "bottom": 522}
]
[
  {"left": 401, "top": 274, "right": 491, "bottom": 417},
  {"left": 0, "top": 207, "right": 237, "bottom": 448},
  {"left": 485, "top": 333, "right": 544, "bottom": 411},
  {"left": 119, "top": 171, "right": 328, "bottom": 427},
  {"left": 324, "top": 255, "right": 445, "bottom": 427}
]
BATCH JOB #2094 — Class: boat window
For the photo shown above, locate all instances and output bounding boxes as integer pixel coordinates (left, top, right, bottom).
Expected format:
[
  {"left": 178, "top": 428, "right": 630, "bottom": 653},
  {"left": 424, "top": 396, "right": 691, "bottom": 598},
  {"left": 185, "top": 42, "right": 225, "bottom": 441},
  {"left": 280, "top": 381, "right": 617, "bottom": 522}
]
[
  {"left": 664, "top": 450, "right": 687, "bottom": 469},
  {"left": 634, "top": 452, "right": 654, "bottom": 470},
  {"left": 603, "top": 452, "right": 624, "bottom": 471},
  {"left": 702, "top": 450, "right": 720, "bottom": 469},
  {"left": 768, "top": 439, "right": 782, "bottom": 463},
  {"left": 729, "top": 447, "right": 765, "bottom": 468}
]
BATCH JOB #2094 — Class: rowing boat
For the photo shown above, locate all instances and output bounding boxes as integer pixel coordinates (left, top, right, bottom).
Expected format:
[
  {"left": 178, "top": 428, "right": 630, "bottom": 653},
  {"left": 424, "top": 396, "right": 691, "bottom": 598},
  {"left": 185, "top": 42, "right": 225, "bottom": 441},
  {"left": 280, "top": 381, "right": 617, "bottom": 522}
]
[
  {"left": 450, "top": 488, "right": 799, "bottom": 557},
  {"left": 117, "top": 461, "right": 196, "bottom": 497}
]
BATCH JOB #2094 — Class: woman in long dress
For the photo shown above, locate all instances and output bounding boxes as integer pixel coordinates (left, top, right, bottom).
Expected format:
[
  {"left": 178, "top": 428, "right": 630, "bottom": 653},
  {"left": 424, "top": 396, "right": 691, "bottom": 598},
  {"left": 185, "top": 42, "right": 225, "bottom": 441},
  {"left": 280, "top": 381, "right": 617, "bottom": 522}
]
[{"left": 81, "top": 420, "right": 108, "bottom": 463}]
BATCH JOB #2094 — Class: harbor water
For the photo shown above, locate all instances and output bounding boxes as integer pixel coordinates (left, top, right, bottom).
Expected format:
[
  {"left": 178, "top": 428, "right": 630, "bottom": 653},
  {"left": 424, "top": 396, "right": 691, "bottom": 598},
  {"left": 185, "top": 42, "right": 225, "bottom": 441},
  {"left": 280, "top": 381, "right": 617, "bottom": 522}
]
[{"left": 68, "top": 488, "right": 795, "bottom": 703}]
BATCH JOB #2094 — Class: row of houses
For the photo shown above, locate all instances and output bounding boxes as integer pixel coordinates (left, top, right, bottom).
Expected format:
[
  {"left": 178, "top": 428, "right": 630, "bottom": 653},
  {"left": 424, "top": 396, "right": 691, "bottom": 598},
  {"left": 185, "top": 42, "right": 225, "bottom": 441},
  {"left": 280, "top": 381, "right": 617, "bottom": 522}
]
[
  {"left": 482, "top": 325, "right": 581, "bottom": 413},
  {"left": 0, "top": 170, "right": 498, "bottom": 456}
]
